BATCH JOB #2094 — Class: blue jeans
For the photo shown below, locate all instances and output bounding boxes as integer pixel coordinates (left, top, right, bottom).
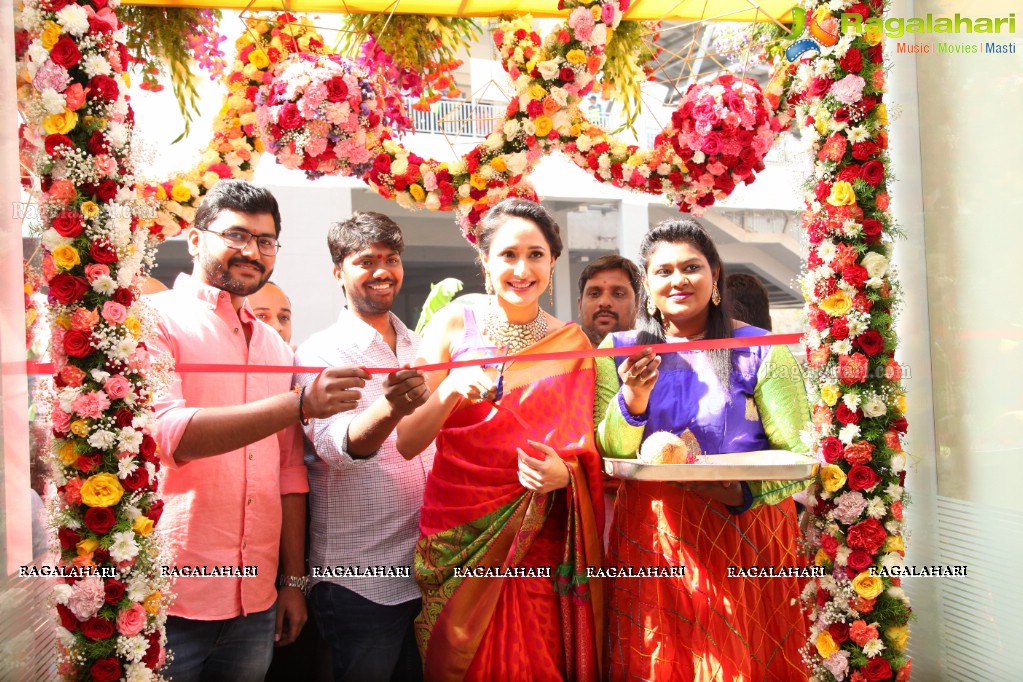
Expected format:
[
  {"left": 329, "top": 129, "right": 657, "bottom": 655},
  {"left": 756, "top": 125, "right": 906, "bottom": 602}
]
[
  {"left": 164, "top": 605, "right": 276, "bottom": 682},
  {"left": 310, "top": 582, "right": 422, "bottom": 682}
]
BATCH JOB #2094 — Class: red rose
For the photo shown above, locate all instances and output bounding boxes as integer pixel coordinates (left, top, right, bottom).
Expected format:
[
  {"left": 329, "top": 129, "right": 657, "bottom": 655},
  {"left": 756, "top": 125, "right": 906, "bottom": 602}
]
[
  {"left": 324, "top": 76, "right": 348, "bottom": 103},
  {"left": 821, "top": 533, "right": 839, "bottom": 557},
  {"left": 89, "top": 240, "right": 118, "bottom": 264},
  {"left": 45, "top": 134, "right": 75, "bottom": 157},
  {"left": 41, "top": 0, "right": 70, "bottom": 9},
  {"left": 855, "top": 329, "right": 885, "bottom": 356},
  {"left": 862, "top": 657, "right": 893, "bottom": 681},
  {"left": 891, "top": 416, "right": 909, "bottom": 434},
  {"left": 58, "top": 527, "right": 81, "bottom": 551},
  {"left": 113, "top": 287, "right": 135, "bottom": 307},
  {"left": 57, "top": 603, "right": 79, "bottom": 631},
  {"left": 86, "top": 130, "right": 109, "bottom": 156},
  {"left": 838, "top": 352, "right": 869, "bottom": 385},
  {"left": 808, "top": 76, "right": 832, "bottom": 98},
  {"left": 80, "top": 616, "right": 115, "bottom": 641},
  {"left": 861, "top": 160, "right": 885, "bottom": 186},
  {"left": 122, "top": 467, "right": 150, "bottom": 492},
  {"left": 847, "top": 549, "right": 874, "bottom": 571},
  {"left": 63, "top": 329, "right": 94, "bottom": 358},
  {"left": 839, "top": 48, "right": 864, "bottom": 73},
  {"left": 829, "top": 622, "right": 850, "bottom": 643},
  {"left": 830, "top": 317, "right": 850, "bottom": 341},
  {"left": 94, "top": 179, "right": 118, "bottom": 202},
  {"left": 49, "top": 36, "right": 81, "bottom": 68},
  {"left": 87, "top": 75, "right": 119, "bottom": 102},
  {"left": 114, "top": 408, "right": 134, "bottom": 427},
  {"left": 837, "top": 165, "right": 861, "bottom": 183},
  {"left": 847, "top": 3, "right": 871, "bottom": 22},
  {"left": 559, "top": 67, "right": 575, "bottom": 82},
  {"left": 90, "top": 657, "right": 122, "bottom": 682},
  {"left": 104, "top": 578, "right": 126, "bottom": 605},
  {"left": 821, "top": 436, "right": 844, "bottom": 463},
  {"left": 861, "top": 218, "right": 883, "bottom": 240},
  {"left": 278, "top": 103, "right": 304, "bottom": 130},
  {"left": 51, "top": 210, "right": 84, "bottom": 238},
  {"left": 143, "top": 632, "right": 162, "bottom": 669},
  {"left": 139, "top": 434, "right": 158, "bottom": 462},
  {"left": 76, "top": 451, "right": 102, "bottom": 472},
  {"left": 852, "top": 141, "right": 878, "bottom": 161},
  {"left": 848, "top": 465, "right": 882, "bottom": 491},
  {"left": 146, "top": 499, "right": 165, "bottom": 525},
  {"left": 835, "top": 403, "right": 861, "bottom": 425},
  {"left": 94, "top": 547, "right": 110, "bottom": 564},
  {"left": 868, "top": 43, "right": 885, "bottom": 64},
  {"left": 846, "top": 517, "right": 887, "bottom": 553},
  {"left": 84, "top": 506, "right": 116, "bottom": 534},
  {"left": 842, "top": 263, "right": 869, "bottom": 288},
  {"left": 48, "top": 273, "right": 90, "bottom": 304}
]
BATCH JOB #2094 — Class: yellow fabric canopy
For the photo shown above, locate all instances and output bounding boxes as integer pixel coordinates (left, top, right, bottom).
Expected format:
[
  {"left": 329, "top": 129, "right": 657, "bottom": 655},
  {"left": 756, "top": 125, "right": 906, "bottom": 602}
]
[{"left": 122, "top": 0, "right": 794, "bottom": 23}]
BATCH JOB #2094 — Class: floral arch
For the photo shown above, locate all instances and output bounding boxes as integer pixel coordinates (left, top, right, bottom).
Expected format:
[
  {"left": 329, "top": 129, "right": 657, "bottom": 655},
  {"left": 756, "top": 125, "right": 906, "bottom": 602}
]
[{"left": 14, "top": 0, "right": 910, "bottom": 679}]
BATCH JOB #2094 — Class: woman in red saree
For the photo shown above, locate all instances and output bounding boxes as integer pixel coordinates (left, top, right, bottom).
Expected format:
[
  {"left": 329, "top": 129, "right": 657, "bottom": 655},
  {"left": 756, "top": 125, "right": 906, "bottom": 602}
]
[{"left": 397, "top": 199, "right": 604, "bottom": 681}]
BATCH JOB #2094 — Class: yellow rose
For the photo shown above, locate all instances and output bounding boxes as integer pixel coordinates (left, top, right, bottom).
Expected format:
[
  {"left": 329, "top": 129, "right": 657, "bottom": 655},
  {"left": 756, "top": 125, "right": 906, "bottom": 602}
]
[
  {"left": 864, "top": 27, "right": 884, "bottom": 45},
  {"left": 252, "top": 19, "right": 270, "bottom": 34},
  {"left": 248, "top": 49, "right": 270, "bottom": 69},
  {"left": 51, "top": 245, "right": 81, "bottom": 272},
  {"left": 814, "top": 549, "right": 832, "bottom": 567},
  {"left": 896, "top": 393, "right": 907, "bottom": 415},
  {"left": 121, "top": 72, "right": 130, "bottom": 88},
  {"left": 815, "top": 631, "right": 839, "bottom": 658},
  {"left": 566, "top": 49, "right": 587, "bottom": 65},
  {"left": 170, "top": 184, "right": 192, "bottom": 203},
  {"left": 469, "top": 174, "right": 487, "bottom": 191},
  {"left": 80, "top": 201, "right": 100, "bottom": 218},
  {"left": 76, "top": 538, "right": 99, "bottom": 556},
  {"left": 80, "top": 473, "right": 125, "bottom": 508},
  {"left": 254, "top": 138, "right": 265, "bottom": 153},
  {"left": 820, "top": 384, "right": 841, "bottom": 406},
  {"left": 143, "top": 592, "right": 162, "bottom": 615},
  {"left": 827, "top": 180, "right": 857, "bottom": 207},
  {"left": 626, "top": 153, "right": 644, "bottom": 167},
  {"left": 820, "top": 464, "right": 847, "bottom": 493},
  {"left": 886, "top": 624, "right": 909, "bottom": 651},
  {"left": 70, "top": 419, "right": 90, "bottom": 438},
  {"left": 570, "top": 123, "right": 581, "bottom": 137},
  {"left": 852, "top": 571, "right": 885, "bottom": 599},
  {"left": 876, "top": 103, "right": 889, "bottom": 126},
  {"left": 133, "top": 515, "right": 154, "bottom": 536},
  {"left": 819, "top": 291, "right": 853, "bottom": 317},
  {"left": 42, "top": 109, "right": 79, "bottom": 135},
  {"left": 533, "top": 115, "right": 553, "bottom": 138},
  {"left": 154, "top": 185, "right": 168, "bottom": 201},
  {"left": 58, "top": 441, "right": 79, "bottom": 466},
  {"left": 409, "top": 184, "right": 426, "bottom": 202},
  {"left": 814, "top": 113, "right": 830, "bottom": 136},
  {"left": 884, "top": 535, "right": 905, "bottom": 553},
  {"left": 590, "top": 5, "right": 602, "bottom": 20},
  {"left": 489, "top": 157, "right": 508, "bottom": 173},
  {"left": 41, "top": 21, "right": 62, "bottom": 50},
  {"left": 124, "top": 316, "right": 141, "bottom": 339}
]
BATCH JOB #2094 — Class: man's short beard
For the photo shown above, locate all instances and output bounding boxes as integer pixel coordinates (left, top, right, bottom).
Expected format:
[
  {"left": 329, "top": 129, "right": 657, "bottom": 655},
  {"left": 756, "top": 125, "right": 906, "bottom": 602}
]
[{"left": 200, "top": 252, "right": 268, "bottom": 297}]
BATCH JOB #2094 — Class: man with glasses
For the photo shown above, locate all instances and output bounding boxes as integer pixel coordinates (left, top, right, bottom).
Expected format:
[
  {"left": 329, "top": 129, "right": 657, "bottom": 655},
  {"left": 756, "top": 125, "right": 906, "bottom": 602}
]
[{"left": 149, "top": 180, "right": 369, "bottom": 681}]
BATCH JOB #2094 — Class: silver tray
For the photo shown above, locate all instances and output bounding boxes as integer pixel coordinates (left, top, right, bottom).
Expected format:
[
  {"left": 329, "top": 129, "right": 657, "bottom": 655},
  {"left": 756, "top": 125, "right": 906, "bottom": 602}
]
[{"left": 603, "top": 450, "right": 819, "bottom": 481}]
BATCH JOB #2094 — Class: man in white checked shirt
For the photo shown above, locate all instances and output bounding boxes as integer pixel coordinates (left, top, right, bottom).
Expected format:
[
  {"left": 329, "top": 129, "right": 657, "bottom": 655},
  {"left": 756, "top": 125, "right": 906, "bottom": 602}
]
[{"left": 294, "top": 212, "right": 435, "bottom": 682}]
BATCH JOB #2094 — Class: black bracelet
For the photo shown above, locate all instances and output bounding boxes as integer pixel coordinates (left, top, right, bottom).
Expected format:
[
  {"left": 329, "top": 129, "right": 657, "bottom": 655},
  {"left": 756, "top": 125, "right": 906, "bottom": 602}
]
[{"left": 298, "top": 385, "right": 310, "bottom": 425}]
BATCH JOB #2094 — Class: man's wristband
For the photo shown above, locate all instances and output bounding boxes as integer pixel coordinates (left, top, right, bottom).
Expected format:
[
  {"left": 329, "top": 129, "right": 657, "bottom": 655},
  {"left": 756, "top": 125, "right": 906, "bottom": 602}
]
[
  {"left": 294, "top": 384, "right": 310, "bottom": 425},
  {"left": 277, "top": 574, "right": 309, "bottom": 592}
]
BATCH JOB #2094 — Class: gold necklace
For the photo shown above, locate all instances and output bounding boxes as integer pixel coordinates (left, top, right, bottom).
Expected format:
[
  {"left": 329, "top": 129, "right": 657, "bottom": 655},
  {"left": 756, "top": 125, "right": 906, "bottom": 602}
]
[{"left": 482, "top": 304, "right": 549, "bottom": 354}]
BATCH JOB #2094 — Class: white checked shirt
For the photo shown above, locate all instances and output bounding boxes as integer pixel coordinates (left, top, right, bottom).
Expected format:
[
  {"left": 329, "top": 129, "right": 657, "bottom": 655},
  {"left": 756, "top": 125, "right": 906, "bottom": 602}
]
[{"left": 294, "top": 308, "right": 434, "bottom": 605}]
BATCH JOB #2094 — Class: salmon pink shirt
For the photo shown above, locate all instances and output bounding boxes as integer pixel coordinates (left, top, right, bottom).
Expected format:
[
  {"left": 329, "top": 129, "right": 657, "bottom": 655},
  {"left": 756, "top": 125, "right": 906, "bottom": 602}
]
[{"left": 149, "top": 274, "right": 308, "bottom": 620}]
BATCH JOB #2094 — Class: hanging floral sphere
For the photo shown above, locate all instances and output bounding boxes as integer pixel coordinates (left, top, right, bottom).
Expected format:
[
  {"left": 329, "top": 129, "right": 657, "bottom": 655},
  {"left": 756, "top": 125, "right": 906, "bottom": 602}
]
[
  {"left": 255, "top": 53, "right": 385, "bottom": 179},
  {"left": 664, "top": 74, "right": 783, "bottom": 211}
]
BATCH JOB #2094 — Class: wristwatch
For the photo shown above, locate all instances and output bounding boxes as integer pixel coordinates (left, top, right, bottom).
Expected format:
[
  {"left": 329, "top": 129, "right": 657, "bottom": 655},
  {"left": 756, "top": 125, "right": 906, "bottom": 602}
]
[{"left": 277, "top": 574, "right": 309, "bottom": 592}]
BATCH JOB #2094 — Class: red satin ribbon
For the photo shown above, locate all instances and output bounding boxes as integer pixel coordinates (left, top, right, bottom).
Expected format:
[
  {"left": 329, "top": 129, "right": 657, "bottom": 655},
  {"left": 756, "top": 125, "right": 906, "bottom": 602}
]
[{"left": 19, "top": 333, "right": 802, "bottom": 376}]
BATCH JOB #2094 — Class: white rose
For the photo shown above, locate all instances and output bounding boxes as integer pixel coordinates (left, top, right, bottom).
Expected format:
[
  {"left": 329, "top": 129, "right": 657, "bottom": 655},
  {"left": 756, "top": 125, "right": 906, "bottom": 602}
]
[
  {"left": 505, "top": 152, "right": 528, "bottom": 176},
  {"left": 536, "top": 60, "right": 560, "bottom": 80},
  {"left": 860, "top": 252, "right": 889, "bottom": 279},
  {"left": 503, "top": 119, "right": 521, "bottom": 138},
  {"left": 861, "top": 395, "right": 887, "bottom": 418},
  {"left": 390, "top": 157, "right": 409, "bottom": 176}
]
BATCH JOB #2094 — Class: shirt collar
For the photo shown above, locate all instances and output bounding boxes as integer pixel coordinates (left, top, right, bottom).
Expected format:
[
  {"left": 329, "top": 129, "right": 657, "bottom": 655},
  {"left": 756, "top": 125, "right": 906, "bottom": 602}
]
[
  {"left": 336, "top": 307, "right": 413, "bottom": 353},
  {"left": 172, "top": 273, "right": 256, "bottom": 323}
]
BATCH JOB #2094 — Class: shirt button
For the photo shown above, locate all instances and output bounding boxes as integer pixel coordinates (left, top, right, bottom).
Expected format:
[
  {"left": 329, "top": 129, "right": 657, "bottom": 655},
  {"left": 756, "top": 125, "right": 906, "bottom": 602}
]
[
  {"left": 247, "top": 498, "right": 252, "bottom": 505},
  {"left": 219, "top": 292, "right": 226, "bottom": 299},
  {"left": 234, "top": 327, "right": 240, "bottom": 333},
  {"left": 248, "top": 453, "right": 254, "bottom": 461}
]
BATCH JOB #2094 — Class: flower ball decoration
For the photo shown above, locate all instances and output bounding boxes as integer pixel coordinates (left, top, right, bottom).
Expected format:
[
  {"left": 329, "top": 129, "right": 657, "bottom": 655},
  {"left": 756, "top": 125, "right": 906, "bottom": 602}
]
[
  {"left": 665, "top": 74, "right": 784, "bottom": 211},
  {"left": 255, "top": 52, "right": 385, "bottom": 179}
]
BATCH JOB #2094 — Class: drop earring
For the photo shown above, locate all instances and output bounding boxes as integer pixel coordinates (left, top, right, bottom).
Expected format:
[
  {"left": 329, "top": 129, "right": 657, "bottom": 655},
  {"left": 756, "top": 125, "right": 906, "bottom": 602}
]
[
  {"left": 646, "top": 297, "right": 656, "bottom": 316},
  {"left": 711, "top": 282, "right": 721, "bottom": 306},
  {"left": 548, "top": 273, "right": 554, "bottom": 307},
  {"left": 485, "top": 277, "right": 494, "bottom": 295}
]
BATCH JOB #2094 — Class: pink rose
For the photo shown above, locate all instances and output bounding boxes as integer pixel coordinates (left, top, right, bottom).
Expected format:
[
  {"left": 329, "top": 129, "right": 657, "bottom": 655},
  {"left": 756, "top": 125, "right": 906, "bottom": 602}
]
[
  {"left": 830, "top": 74, "right": 866, "bottom": 105},
  {"left": 601, "top": 2, "right": 616, "bottom": 24},
  {"left": 115, "top": 603, "right": 147, "bottom": 637},
  {"left": 84, "top": 263, "right": 110, "bottom": 283},
  {"left": 103, "top": 375, "right": 131, "bottom": 400},
  {"left": 101, "top": 301, "right": 127, "bottom": 325},
  {"left": 72, "top": 390, "right": 111, "bottom": 419},
  {"left": 67, "top": 576, "right": 106, "bottom": 621},
  {"left": 51, "top": 406, "right": 72, "bottom": 434}
]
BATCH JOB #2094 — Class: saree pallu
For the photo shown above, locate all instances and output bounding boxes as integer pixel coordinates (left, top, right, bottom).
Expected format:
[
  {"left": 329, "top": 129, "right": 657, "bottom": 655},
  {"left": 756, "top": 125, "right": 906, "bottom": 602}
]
[
  {"left": 606, "top": 481, "right": 807, "bottom": 682},
  {"left": 415, "top": 325, "right": 605, "bottom": 682}
]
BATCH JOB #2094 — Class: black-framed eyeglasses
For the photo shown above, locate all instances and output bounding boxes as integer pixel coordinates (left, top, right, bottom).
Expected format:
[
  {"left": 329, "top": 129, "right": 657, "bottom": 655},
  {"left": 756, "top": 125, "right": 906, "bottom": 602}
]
[{"left": 198, "top": 227, "right": 281, "bottom": 256}]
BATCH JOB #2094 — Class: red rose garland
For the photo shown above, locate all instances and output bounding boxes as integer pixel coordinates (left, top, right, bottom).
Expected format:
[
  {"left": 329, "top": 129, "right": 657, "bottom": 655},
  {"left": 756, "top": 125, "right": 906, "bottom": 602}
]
[
  {"left": 16, "top": 0, "right": 173, "bottom": 678},
  {"left": 776, "top": 0, "right": 913, "bottom": 679}
]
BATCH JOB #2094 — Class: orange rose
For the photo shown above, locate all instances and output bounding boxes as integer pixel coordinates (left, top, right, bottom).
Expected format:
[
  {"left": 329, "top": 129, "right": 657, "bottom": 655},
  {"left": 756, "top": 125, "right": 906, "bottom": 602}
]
[{"left": 542, "top": 97, "right": 560, "bottom": 117}]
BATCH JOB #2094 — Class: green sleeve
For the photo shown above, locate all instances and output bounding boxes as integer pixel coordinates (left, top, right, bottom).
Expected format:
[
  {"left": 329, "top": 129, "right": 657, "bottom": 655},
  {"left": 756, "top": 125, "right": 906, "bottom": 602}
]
[
  {"left": 594, "top": 336, "right": 645, "bottom": 459},
  {"left": 744, "top": 344, "right": 813, "bottom": 510}
]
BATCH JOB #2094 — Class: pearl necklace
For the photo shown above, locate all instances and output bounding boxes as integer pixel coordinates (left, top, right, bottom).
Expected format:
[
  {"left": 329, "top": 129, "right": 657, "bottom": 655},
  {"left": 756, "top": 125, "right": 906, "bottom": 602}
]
[{"left": 482, "top": 304, "right": 549, "bottom": 354}]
